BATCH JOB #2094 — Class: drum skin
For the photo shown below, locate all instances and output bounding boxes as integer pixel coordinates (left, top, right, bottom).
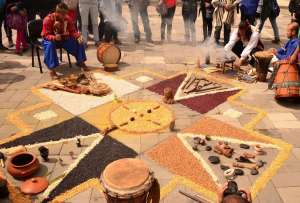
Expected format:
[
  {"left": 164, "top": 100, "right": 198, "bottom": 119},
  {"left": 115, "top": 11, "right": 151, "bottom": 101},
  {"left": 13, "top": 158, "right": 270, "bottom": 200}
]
[
  {"left": 100, "top": 158, "right": 156, "bottom": 203},
  {"left": 254, "top": 51, "right": 273, "bottom": 82},
  {"left": 97, "top": 43, "right": 121, "bottom": 65},
  {"left": 274, "top": 62, "right": 300, "bottom": 99}
]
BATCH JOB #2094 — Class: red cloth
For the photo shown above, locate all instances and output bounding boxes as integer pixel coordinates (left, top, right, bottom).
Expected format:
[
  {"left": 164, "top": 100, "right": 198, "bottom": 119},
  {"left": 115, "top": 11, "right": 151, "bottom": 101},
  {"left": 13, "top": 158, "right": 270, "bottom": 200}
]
[
  {"left": 164, "top": 0, "right": 176, "bottom": 8},
  {"left": 67, "top": 10, "right": 77, "bottom": 25},
  {"left": 41, "top": 13, "right": 80, "bottom": 41}
]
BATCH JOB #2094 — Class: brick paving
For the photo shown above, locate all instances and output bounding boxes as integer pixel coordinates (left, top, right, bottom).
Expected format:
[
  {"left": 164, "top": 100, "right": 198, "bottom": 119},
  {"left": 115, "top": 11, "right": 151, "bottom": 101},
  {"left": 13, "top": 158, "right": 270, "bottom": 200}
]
[{"left": 0, "top": 3, "right": 299, "bottom": 203}]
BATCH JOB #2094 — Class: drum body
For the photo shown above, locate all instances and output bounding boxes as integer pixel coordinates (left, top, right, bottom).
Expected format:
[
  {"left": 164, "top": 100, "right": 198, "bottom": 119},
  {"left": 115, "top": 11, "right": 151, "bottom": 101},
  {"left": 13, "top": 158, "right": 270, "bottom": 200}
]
[
  {"left": 254, "top": 51, "right": 273, "bottom": 82},
  {"left": 273, "top": 62, "right": 300, "bottom": 99},
  {"left": 97, "top": 43, "right": 121, "bottom": 72},
  {"left": 100, "top": 158, "right": 155, "bottom": 203}
]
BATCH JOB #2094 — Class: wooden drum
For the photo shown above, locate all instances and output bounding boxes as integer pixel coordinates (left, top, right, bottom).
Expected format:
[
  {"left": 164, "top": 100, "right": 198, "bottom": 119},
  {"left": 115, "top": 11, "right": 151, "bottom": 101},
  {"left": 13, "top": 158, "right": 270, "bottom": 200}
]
[
  {"left": 273, "top": 61, "right": 300, "bottom": 99},
  {"left": 97, "top": 43, "right": 121, "bottom": 72},
  {"left": 254, "top": 51, "right": 273, "bottom": 82},
  {"left": 100, "top": 158, "right": 160, "bottom": 203}
]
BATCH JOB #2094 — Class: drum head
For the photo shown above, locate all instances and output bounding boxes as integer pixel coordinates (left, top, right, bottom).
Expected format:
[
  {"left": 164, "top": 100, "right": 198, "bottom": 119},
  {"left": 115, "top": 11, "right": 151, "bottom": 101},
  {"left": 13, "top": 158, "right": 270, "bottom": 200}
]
[
  {"left": 103, "top": 45, "right": 121, "bottom": 65},
  {"left": 102, "top": 158, "right": 150, "bottom": 192}
]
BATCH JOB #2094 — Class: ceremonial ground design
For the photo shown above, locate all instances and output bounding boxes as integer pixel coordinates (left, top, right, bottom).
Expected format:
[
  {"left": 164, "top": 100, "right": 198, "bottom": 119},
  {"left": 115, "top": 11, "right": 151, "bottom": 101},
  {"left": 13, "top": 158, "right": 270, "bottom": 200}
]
[
  {"left": 147, "top": 74, "right": 240, "bottom": 114},
  {"left": 147, "top": 117, "right": 291, "bottom": 202}
]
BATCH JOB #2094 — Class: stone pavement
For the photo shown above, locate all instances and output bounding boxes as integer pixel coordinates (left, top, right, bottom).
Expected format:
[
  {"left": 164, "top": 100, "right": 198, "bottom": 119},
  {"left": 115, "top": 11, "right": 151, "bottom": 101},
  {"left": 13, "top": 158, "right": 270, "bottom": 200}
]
[{"left": 0, "top": 4, "right": 300, "bottom": 203}]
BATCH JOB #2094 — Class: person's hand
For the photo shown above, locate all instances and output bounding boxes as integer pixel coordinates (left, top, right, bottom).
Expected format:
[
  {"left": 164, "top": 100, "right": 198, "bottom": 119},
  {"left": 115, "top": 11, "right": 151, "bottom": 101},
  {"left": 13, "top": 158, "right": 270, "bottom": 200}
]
[
  {"left": 224, "top": 4, "right": 234, "bottom": 11},
  {"left": 55, "top": 34, "right": 62, "bottom": 41},
  {"left": 239, "top": 189, "right": 252, "bottom": 203},
  {"left": 77, "top": 35, "right": 84, "bottom": 44},
  {"left": 217, "top": 183, "right": 228, "bottom": 203},
  {"left": 289, "top": 54, "right": 298, "bottom": 64},
  {"left": 269, "top": 48, "right": 277, "bottom": 55},
  {"left": 234, "top": 59, "right": 242, "bottom": 69}
]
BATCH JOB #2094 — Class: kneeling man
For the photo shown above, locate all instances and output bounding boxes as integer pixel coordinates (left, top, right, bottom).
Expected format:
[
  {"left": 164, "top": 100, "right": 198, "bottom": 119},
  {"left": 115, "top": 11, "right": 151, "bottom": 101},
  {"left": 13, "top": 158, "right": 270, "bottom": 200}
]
[
  {"left": 42, "top": 3, "right": 88, "bottom": 79},
  {"left": 224, "top": 21, "right": 264, "bottom": 69}
]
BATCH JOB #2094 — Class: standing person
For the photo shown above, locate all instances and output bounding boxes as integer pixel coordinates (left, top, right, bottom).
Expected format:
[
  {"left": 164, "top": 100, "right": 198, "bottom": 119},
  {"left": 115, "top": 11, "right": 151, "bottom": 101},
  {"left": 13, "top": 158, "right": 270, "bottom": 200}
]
[
  {"left": 99, "top": 0, "right": 123, "bottom": 44},
  {"left": 41, "top": 3, "right": 87, "bottom": 79},
  {"left": 4, "top": 0, "right": 18, "bottom": 48},
  {"left": 128, "top": 0, "right": 152, "bottom": 43},
  {"left": 257, "top": 0, "right": 280, "bottom": 44},
  {"left": 239, "top": 0, "right": 259, "bottom": 25},
  {"left": 182, "top": 0, "right": 198, "bottom": 44},
  {"left": 159, "top": 0, "right": 176, "bottom": 42},
  {"left": 6, "top": 1, "right": 29, "bottom": 55},
  {"left": 212, "top": 0, "right": 238, "bottom": 45},
  {"left": 79, "top": 0, "right": 100, "bottom": 46},
  {"left": 0, "top": 0, "right": 8, "bottom": 50},
  {"left": 199, "top": 0, "right": 214, "bottom": 41},
  {"left": 289, "top": 0, "right": 300, "bottom": 24}
]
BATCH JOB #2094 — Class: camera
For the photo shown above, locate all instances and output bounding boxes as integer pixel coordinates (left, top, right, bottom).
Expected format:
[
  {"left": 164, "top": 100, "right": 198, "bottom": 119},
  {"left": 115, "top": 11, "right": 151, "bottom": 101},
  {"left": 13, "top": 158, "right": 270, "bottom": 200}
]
[{"left": 223, "top": 181, "right": 245, "bottom": 197}]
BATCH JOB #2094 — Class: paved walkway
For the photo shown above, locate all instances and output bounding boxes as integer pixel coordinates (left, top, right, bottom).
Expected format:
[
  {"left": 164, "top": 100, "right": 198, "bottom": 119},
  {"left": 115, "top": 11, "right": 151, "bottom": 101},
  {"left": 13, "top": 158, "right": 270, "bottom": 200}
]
[{"left": 0, "top": 4, "right": 299, "bottom": 203}]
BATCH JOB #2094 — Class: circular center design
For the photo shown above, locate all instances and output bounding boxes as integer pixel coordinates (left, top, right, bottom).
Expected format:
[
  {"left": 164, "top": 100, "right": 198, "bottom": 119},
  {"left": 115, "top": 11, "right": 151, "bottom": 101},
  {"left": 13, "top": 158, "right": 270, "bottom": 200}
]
[{"left": 110, "top": 101, "right": 174, "bottom": 133}]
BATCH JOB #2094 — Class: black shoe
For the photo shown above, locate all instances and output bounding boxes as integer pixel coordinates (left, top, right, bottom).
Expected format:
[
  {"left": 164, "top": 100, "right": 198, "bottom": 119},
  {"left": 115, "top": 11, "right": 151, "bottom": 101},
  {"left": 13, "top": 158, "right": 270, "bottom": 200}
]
[
  {"left": 146, "top": 38, "right": 154, "bottom": 43},
  {"left": 8, "top": 40, "right": 14, "bottom": 48},
  {"left": 272, "top": 39, "right": 280, "bottom": 44},
  {"left": 134, "top": 38, "right": 140, "bottom": 44},
  {"left": 0, "top": 45, "right": 8, "bottom": 50}
]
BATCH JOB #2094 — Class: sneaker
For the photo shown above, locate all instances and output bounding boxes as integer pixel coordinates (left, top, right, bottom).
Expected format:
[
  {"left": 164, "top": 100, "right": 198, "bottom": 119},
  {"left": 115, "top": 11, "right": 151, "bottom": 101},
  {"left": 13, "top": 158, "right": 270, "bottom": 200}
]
[
  {"left": 146, "top": 38, "right": 154, "bottom": 43},
  {"left": 77, "top": 62, "right": 90, "bottom": 71},
  {"left": 50, "top": 70, "right": 59, "bottom": 80}
]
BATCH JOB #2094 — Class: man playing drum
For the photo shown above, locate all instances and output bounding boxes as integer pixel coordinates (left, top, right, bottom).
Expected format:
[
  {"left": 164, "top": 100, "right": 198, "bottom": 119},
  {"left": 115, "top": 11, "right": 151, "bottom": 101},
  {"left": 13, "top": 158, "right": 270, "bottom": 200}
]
[
  {"left": 268, "top": 22, "right": 300, "bottom": 90},
  {"left": 42, "top": 3, "right": 88, "bottom": 79}
]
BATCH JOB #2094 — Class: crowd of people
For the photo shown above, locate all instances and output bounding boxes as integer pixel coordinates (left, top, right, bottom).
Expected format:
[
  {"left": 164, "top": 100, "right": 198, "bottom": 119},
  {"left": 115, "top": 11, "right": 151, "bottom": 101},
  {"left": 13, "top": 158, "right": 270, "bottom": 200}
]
[{"left": 0, "top": 0, "right": 299, "bottom": 83}]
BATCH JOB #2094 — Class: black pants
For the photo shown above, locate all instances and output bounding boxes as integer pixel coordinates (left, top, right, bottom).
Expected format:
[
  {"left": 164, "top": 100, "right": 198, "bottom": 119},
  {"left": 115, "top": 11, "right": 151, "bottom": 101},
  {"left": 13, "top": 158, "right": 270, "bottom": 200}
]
[
  {"left": 202, "top": 17, "right": 212, "bottom": 40},
  {"left": 0, "top": 9, "right": 12, "bottom": 46},
  {"left": 161, "top": 6, "right": 176, "bottom": 40},
  {"left": 214, "top": 23, "right": 231, "bottom": 45},
  {"left": 103, "top": 22, "right": 118, "bottom": 42},
  {"left": 231, "top": 40, "right": 262, "bottom": 66},
  {"left": 98, "top": 12, "right": 105, "bottom": 41}
]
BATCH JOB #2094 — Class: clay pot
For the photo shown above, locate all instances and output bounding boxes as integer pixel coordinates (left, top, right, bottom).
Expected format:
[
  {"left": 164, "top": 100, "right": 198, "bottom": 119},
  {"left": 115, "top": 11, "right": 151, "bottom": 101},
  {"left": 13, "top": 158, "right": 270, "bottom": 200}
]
[
  {"left": 7, "top": 152, "right": 40, "bottom": 178},
  {"left": 20, "top": 177, "right": 48, "bottom": 195}
]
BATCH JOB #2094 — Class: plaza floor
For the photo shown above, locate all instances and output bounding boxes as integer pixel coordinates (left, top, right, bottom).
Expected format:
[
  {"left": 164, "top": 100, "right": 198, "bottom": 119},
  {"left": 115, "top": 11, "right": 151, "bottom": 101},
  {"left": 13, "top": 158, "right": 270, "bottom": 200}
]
[{"left": 0, "top": 3, "right": 299, "bottom": 203}]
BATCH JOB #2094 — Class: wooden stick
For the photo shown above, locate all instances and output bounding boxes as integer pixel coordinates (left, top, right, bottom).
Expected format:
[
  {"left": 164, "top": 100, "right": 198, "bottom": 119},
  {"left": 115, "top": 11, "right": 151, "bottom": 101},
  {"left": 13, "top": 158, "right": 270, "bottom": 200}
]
[{"left": 179, "top": 190, "right": 210, "bottom": 203}]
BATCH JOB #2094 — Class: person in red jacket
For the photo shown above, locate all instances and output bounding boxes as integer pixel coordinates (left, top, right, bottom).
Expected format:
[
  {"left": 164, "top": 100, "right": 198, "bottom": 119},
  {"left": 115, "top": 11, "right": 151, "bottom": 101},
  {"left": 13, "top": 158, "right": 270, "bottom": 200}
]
[
  {"left": 159, "top": 0, "right": 176, "bottom": 42},
  {"left": 41, "top": 3, "right": 87, "bottom": 79}
]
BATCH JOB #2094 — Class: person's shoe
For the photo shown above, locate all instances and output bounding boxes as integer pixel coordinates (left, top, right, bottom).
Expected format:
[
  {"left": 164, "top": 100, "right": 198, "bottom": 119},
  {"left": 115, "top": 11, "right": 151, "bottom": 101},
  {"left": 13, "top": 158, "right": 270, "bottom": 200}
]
[
  {"left": 146, "top": 38, "right": 154, "bottom": 43},
  {"left": 50, "top": 70, "right": 59, "bottom": 80},
  {"left": 77, "top": 62, "right": 90, "bottom": 71},
  {"left": 8, "top": 40, "right": 14, "bottom": 48},
  {"left": 22, "top": 46, "right": 29, "bottom": 52},
  {"left": 0, "top": 45, "right": 8, "bottom": 50},
  {"left": 114, "top": 38, "right": 122, "bottom": 45},
  {"left": 95, "top": 41, "right": 101, "bottom": 47},
  {"left": 134, "top": 38, "right": 140, "bottom": 44},
  {"left": 272, "top": 39, "right": 280, "bottom": 44}
]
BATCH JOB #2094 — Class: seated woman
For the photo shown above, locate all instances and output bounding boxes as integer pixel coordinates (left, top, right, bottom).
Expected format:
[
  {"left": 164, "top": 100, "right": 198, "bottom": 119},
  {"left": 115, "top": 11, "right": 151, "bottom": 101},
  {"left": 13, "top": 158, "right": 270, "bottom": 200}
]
[
  {"left": 41, "top": 3, "right": 88, "bottom": 79},
  {"left": 224, "top": 21, "right": 264, "bottom": 70}
]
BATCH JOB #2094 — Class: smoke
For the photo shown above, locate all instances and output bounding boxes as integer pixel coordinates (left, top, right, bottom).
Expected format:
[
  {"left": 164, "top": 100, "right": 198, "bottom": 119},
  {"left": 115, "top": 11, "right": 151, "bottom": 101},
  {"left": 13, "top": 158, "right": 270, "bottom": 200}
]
[
  {"left": 197, "top": 37, "right": 235, "bottom": 65},
  {"left": 99, "top": 0, "right": 128, "bottom": 33}
]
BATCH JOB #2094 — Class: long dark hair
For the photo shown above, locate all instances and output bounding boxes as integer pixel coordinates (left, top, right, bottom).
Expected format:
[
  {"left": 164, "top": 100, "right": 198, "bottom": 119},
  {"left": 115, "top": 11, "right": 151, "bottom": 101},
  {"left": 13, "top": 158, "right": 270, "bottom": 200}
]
[{"left": 238, "top": 21, "right": 252, "bottom": 41}]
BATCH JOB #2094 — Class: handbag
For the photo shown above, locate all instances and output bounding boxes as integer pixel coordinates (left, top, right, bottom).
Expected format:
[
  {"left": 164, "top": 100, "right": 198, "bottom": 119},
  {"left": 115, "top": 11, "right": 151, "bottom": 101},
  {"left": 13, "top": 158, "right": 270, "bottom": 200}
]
[{"left": 156, "top": 2, "right": 167, "bottom": 15}]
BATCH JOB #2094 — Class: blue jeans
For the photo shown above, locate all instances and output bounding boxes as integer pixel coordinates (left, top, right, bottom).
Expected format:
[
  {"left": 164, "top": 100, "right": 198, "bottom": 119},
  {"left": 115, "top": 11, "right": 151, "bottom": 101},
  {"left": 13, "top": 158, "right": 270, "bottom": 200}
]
[
  {"left": 258, "top": 16, "right": 280, "bottom": 40},
  {"left": 42, "top": 38, "right": 86, "bottom": 69}
]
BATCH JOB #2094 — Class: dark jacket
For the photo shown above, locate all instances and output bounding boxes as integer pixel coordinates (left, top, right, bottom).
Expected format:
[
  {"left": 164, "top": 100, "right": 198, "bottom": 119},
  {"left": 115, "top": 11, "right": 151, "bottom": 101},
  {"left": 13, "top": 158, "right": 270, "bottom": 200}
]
[
  {"left": 289, "top": 0, "right": 300, "bottom": 19},
  {"left": 260, "top": 0, "right": 278, "bottom": 19},
  {"left": 240, "top": 0, "right": 259, "bottom": 16},
  {"left": 199, "top": 0, "right": 213, "bottom": 19},
  {"left": 182, "top": 0, "right": 198, "bottom": 19}
]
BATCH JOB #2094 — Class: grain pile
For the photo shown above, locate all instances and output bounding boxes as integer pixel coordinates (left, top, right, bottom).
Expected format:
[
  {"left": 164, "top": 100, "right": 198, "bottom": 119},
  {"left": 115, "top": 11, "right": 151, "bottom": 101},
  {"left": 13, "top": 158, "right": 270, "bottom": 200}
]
[
  {"left": 183, "top": 117, "right": 270, "bottom": 143},
  {"left": 147, "top": 136, "right": 218, "bottom": 192}
]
